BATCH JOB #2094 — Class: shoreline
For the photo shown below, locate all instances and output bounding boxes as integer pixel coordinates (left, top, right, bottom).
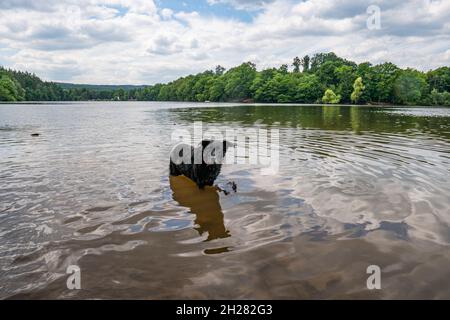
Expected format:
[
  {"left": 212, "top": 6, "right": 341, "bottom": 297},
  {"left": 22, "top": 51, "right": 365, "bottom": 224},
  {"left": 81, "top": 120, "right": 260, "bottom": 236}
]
[{"left": 1, "top": 101, "right": 449, "bottom": 108}]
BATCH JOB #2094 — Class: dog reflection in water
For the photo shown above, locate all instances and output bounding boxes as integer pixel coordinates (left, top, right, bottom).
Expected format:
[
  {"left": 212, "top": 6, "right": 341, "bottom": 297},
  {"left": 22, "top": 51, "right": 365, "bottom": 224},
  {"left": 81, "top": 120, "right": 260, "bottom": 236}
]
[{"left": 170, "top": 175, "right": 230, "bottom": 242}]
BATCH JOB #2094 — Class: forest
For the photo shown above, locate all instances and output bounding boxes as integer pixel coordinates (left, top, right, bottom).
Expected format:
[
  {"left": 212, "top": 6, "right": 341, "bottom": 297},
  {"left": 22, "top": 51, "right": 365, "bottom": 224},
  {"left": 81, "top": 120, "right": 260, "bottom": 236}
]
[{"left": 1, "top": 52, "right": 449, "bottom": 105}]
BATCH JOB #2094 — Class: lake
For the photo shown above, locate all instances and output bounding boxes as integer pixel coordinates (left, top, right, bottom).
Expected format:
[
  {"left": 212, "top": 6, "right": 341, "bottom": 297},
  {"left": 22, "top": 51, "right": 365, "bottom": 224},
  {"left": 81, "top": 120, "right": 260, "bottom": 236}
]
[{"left": 0, "top": 102, "right": 449, "bottom": 299}]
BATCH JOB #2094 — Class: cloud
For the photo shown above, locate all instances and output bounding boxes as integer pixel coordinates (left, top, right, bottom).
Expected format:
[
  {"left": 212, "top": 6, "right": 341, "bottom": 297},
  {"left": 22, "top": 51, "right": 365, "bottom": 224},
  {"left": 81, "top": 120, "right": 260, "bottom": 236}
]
[
  {"left": 207, "top": 0, "right": 275, "bottom": 10},
  {"left": 160, "top": 8, "right": 174, "bottom": 20},
  {"left": 31, "top": 24, "right": 73, "bottom": 40},
  {"left": 148, "top": 35, "right": 183, "bottom": 55},
  {"left": 80, "top": 21, "right": 133, "bottom": 42},
  {"left": 41, "top": 65, "right": 85, "bottom": 81},
  {"left": 0, "top": 0, "right": 57, "bottom": 11},
  {"left": 0, "top": 0, "right": 448, "bottom": 84}
]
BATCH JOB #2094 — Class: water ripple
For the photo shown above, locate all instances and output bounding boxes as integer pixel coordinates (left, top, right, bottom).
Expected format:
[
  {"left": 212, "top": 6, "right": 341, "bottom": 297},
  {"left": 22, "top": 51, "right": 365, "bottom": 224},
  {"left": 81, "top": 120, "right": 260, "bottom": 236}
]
[{"left": 0, "top": 103, "right": 449, "bottom": 299}]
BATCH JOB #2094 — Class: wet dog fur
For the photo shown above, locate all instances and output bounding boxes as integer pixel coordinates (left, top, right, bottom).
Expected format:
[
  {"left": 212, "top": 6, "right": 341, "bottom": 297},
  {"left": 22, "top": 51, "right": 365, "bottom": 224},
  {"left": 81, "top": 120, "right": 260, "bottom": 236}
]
[{"left": 170, "top": 140, "right": 233, "bottom": 189}]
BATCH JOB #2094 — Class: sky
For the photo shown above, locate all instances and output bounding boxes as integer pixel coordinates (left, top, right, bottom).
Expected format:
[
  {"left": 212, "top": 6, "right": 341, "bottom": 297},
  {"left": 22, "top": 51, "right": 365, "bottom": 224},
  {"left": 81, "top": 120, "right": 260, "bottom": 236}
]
[{"left": 0, "top": 0, "right": 449, "bottom": 84}]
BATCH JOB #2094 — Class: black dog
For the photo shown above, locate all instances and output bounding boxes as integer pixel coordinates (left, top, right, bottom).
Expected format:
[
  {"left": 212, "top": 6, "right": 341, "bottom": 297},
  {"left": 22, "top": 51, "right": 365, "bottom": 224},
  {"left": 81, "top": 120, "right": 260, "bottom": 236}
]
[{"left": 170, "top": 140, "right": 234, "bottom": 190}]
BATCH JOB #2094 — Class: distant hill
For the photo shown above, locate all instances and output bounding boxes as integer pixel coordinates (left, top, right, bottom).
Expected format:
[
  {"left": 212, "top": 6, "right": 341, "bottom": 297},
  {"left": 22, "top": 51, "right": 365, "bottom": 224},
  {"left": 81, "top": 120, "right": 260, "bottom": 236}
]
[
  {"left": 56, "top": 82, "right": 147, "bottom": 92},
  {"left": 1, "top": 67, "right": 65, "bottom": 101},
  {"left": 1, "top": 66, "right": 148, "bottom": 101}
]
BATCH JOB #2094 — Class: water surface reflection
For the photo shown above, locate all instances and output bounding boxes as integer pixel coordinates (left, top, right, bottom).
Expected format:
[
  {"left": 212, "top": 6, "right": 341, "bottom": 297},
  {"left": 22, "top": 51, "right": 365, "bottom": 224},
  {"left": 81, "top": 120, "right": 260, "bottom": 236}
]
[
  {"left": 170, "top": 176, "right": 231, "bottom": 252},
  {"left": 0, "top": 102, "right": 449, "bottom": 299}
]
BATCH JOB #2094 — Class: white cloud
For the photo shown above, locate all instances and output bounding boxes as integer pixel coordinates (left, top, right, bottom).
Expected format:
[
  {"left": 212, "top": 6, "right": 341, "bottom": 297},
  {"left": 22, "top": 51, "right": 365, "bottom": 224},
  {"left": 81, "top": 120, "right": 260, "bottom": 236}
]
[
  {"left": 160, "top": 8, "right": 174, "bottom": 20},
  {"left": 207, "top": 0, "right": 275, "bottom": 10},
  {"left": 0, "top": 0, "right": 448, "bottom": 84}
]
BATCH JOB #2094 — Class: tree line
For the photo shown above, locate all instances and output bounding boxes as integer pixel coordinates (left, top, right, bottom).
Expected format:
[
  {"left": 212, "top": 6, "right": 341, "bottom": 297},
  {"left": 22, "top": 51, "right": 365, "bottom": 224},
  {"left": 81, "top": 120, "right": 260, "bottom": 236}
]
[{"left": 1, "top": 52, "right": 449, "bottom": 105}]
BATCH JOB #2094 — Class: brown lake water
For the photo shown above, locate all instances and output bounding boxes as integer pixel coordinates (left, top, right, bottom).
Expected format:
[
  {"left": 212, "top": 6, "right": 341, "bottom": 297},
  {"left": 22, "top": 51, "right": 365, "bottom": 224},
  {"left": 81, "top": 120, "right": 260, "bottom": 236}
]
[{"left": 0, "top": 102, "right": 449, "bottom": 299}]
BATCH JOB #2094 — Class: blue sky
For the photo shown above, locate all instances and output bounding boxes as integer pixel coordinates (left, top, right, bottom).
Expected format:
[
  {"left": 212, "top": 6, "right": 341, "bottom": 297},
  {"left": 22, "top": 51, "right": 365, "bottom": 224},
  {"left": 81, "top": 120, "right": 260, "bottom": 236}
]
[
  {"left": 155, "top": 0, "right": 258, "bottom": 22},
  {"left": 0, "top": 0, "right": 448, "bottom": 84},
  {"left": 110, "top": 0, "right": 259, "bottom": 22}
]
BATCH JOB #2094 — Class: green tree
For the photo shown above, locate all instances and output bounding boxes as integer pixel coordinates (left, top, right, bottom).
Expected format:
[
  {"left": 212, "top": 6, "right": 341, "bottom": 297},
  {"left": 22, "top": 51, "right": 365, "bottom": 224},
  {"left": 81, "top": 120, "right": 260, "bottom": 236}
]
[
  {"left": 356, "top": 62, "right": 374, "bottom": 103},
  {"left": 322, "top": 89, "right": 341, "bottom": 104},
  {"left": 317, "top": 60, "right": 339, "bottom": 87},
  {"left": 427, "top": 67, "right": 450, "bottom": 92},
  {"left": 292, "top": 57, "right": 301, "bottom": 73},
  {"left": 215, "top": 65, "right": 226, "bottom": 76},
  {"left": 301, "top": 55, "right": 310, "bottom": 72},
  {"left": 351, "top": 77, "right": 365, "bottom": 103},
  {"left": 394, "top": 69, "right": 428, "bottom": 105},
  {"left": 295, "top": 74, "right": 322, "bottom": 103},
  {"left": 223, "top": 62, "right": 257, "bottom": 101},
  {"left": 208, "top": 77, "right": 225, "bottom": 101},
  {"left": 2, "top": 53, "right": 448, "bottom": 105},
  {"left": 0, "top": 73, "right": 24, "bottom": 101},
  {"left": 430, "top": 88, "right": 450, "bottom": 106},
  {"left": 278, "top": 64, "right": 289, "bottom": 74},
  {"left": 371, "top": 62, "right": 399, "bottom": 103},
  {"left": 335, "top": 65, "right": 356, "bottom": 103},
  {"left": 251, "top": 68, "right": 278, "bottom": 102},
  {"left": 310, "top": 52, "right": 355, "bottom": 73}
]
